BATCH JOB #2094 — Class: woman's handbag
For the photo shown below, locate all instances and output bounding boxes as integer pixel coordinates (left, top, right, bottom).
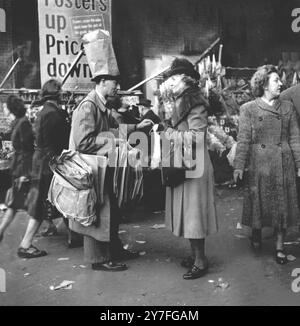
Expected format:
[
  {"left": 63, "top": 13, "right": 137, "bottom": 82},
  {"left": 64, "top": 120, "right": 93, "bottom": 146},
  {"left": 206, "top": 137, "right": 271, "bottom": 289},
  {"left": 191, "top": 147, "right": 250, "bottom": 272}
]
[
  {"left": 160, "top": 107, "right": 195, "bottom": 188},
  {"left": 5, "top": 176, "right": 30, "bottom": 209},
  {"left": 161, "top": 138, "right": 187, "bottom": 187}
]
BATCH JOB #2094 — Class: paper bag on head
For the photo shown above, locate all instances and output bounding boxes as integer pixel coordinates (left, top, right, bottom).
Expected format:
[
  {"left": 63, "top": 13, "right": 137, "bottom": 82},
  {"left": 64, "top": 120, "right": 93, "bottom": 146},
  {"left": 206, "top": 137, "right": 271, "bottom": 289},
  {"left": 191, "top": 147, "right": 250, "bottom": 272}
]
[{"left": 82, "top": 29, "right": 120, "bottom": 81}]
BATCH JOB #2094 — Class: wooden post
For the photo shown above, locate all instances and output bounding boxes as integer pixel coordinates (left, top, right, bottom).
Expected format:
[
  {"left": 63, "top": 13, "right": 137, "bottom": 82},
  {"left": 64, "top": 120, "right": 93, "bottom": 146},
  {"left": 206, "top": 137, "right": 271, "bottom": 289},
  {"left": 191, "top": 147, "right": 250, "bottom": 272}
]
[
  {"left": 0, "top": 57, "right": 21, "bottom": 89},
  {"left": 61, "top": 50, "right": 85, "bottom": 86},
  {"left": 194, "top": 38, "right": 221, "bottom": 66}
]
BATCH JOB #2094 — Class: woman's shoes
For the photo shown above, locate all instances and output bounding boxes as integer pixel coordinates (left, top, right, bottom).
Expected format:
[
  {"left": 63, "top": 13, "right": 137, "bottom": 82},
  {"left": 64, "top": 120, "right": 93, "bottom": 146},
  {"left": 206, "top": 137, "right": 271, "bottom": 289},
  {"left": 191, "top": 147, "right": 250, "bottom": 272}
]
[
  {"left": 275, "top": 250, "right": 288, "bottom": 265},
  {"left": 181, "top": 256, "right": 194, "bottom": 269},
  {"left": 92, "top": 261, "right": 128, "bottom": 272},
  {"left": 17, "top": 245, "right": 47, "bottom": 259},
  {"left": 183, "top": 264, "right": 208, "bottom": 280}
]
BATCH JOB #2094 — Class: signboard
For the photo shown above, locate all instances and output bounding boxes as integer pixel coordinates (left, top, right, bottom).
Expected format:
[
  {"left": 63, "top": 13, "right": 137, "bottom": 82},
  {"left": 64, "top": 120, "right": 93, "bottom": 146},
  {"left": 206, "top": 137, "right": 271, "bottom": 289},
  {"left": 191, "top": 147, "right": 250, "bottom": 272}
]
[{"left": 38, "top": 0, "right": 111, "bottom": 91}]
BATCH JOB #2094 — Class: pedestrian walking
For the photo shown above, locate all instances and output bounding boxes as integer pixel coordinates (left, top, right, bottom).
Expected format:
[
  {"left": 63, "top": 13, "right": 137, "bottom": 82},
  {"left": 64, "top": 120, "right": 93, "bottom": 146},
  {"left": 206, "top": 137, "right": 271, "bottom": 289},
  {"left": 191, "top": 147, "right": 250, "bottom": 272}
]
[
  {"left": 0, "top": 95, "right": 34, "bottom": 242},
  {"left": 234, "top": 65, "right": 300, "bottom": 264},
  {"left": 17, "top": 79, "right": 70, "bottom": 258}
]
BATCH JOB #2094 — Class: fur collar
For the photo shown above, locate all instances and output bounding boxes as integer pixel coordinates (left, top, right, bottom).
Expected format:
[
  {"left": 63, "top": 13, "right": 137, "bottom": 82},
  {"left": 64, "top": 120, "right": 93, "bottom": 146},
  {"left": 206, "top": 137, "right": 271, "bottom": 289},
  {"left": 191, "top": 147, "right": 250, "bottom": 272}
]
[{"left": 172, "top": 86, "right": 208, "bottom": 127}]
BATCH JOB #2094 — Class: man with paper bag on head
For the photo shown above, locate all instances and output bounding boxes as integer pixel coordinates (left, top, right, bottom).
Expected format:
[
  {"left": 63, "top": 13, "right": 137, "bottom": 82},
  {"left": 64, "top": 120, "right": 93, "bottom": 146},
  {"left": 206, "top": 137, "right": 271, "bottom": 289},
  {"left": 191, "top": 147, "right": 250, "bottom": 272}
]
[{"left": 69, "top": 29, "right": 152, "bottom": 271}]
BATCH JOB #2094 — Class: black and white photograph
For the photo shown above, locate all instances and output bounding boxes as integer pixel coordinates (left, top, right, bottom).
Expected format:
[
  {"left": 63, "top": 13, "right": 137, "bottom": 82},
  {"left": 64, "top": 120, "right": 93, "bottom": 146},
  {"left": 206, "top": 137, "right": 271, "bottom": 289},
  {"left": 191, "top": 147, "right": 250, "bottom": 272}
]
[{"left": 1, "top": 0, "right": 300, "bottom": 309}]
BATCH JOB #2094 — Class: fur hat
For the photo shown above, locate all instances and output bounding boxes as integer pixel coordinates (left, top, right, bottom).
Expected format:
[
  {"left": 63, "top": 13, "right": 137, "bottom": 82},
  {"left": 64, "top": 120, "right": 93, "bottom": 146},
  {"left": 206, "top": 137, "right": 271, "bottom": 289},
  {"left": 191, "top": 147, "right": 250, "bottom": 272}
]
[{"left": 164, "top": 57, "right": 200, "bottom": 81}]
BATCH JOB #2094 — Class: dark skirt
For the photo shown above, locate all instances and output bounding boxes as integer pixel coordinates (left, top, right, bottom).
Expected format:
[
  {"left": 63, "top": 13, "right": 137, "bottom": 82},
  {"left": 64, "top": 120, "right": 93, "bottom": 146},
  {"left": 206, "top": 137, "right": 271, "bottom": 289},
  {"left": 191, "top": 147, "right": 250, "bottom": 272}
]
[
  {"left": 26, "top": 174, "right": 53, "bottom": 221},
  {"left": 5, "top": 177, "right": 30, "bottom": 210}
]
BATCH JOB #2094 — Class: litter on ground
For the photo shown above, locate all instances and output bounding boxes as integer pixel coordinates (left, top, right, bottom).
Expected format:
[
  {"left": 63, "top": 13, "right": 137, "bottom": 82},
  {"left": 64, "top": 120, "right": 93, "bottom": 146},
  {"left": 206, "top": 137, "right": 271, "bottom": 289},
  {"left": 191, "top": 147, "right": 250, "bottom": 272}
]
[
  {"left": 49, "top": 280, "right": 75, "bottom": 291},
  {"left": 151, "top": 224, "right": 165, "bottom": 229}
]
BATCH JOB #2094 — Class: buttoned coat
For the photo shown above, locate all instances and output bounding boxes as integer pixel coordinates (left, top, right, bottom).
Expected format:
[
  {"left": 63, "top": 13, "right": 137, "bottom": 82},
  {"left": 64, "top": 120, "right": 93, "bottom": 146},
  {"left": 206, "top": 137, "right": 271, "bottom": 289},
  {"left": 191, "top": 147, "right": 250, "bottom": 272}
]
[{"left": 234, "top": 98, "right": 300, "bottom": 228}]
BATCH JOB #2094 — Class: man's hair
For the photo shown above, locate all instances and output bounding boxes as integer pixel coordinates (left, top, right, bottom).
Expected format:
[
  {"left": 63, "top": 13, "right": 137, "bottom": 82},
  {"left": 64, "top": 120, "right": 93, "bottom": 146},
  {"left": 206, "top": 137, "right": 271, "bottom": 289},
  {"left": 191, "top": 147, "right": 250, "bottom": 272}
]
[
  {"left": 93, "top": 75, "right": 120, "bottom": 84},
  {"left": 6, "top": 95, "right": 26, "bottom": 118},
  {"left": 41, "top": 78, "right": 62, "bottom": 101}
]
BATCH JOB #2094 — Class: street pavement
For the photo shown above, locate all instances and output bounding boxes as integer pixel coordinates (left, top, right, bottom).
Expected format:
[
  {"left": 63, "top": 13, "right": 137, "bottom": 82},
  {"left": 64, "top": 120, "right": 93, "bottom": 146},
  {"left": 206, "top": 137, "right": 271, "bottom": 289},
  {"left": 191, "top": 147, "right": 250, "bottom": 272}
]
[{"left": 1, "top": 187, "right": 300, "bottom": 306}]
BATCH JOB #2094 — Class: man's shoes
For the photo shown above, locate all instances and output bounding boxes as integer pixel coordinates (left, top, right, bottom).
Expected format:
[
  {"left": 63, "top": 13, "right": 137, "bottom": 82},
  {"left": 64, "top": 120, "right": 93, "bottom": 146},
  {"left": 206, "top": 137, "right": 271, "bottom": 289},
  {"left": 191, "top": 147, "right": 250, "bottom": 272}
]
[
  {"left": 113, "top": 249, "right": 140, "bottom": 261},
  {"left": 91, "top": 261, "right": 128, "bottom": 272}
]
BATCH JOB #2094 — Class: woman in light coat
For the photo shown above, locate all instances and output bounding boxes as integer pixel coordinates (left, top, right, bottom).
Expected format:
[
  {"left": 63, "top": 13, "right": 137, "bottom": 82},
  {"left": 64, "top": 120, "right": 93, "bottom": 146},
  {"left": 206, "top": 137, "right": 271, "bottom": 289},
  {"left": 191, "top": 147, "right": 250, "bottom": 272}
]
[
  {"left": 234, "top": 65, "right": 300, "bottom": 264},
  {"left": 162, "top": 58, "right": 218, "bottom": 279}
]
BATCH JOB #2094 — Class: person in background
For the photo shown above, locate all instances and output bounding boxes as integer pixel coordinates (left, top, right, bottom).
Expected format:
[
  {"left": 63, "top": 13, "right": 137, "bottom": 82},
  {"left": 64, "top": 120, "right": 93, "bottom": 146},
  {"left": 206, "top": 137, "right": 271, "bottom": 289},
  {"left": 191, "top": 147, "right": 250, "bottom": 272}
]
[
  {"left": 17, "top": 79, "right": 70, "bottom": 258},
  {"left": 280, "top": 83, "right": 300, "bottom": 123},
  {"left": 234, "top": 65, "right": 300, "bottom": 264},
  {"left": 280, "top": 83, "right": 300, "bottom": 229},
  {"left": 162, "top": 58, "right": 218, "bottom": 279},
  {"left": 138, "top": 98, "right": 165, "bottom": 212},
  {"left": 138, "top": 98, "right": 161, "bottom": 126},
  {"left": 0, "top": 95, "right": 34, "bottom": 242}
]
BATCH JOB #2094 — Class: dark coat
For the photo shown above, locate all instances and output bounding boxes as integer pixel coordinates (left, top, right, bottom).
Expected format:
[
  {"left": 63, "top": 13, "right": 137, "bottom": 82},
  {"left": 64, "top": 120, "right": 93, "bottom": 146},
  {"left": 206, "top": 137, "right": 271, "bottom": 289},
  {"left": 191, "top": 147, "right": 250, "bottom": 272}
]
[
  {"left": 142, "top": 109, "right": 161, "bottom": 124},
  {"left": 234, "top": 98, "right": 300, "bottom": 229},
  {"left": 27, "top": 101, "right": 70, "bottom": 220},
  {"left": 31, "top": 101, "right": 70, "bottom": 179},
  {"left": 280, "top": 84, "right": 300, "bottom": 123},
  {"left": 10, "top": 116, "right": 34, "bottom": 179}
]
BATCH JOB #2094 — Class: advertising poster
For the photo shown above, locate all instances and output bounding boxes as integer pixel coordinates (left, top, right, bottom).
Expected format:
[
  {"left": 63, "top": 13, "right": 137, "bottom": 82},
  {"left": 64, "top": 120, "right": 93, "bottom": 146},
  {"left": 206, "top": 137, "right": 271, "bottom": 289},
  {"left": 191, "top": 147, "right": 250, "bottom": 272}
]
[{"left": 37, "top": 0, "right": 111, "bottom": 91}]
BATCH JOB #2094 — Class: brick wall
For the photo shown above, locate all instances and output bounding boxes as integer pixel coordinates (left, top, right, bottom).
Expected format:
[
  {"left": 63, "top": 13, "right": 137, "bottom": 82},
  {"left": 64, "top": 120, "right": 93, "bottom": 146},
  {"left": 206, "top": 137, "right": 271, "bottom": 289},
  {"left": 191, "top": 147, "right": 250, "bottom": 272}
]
[
  {"left": 113, "top": 0, "right": 300, "bottom": 88},
  {"left": 113, "top": 0, "right": 219, "bottom": 89}
]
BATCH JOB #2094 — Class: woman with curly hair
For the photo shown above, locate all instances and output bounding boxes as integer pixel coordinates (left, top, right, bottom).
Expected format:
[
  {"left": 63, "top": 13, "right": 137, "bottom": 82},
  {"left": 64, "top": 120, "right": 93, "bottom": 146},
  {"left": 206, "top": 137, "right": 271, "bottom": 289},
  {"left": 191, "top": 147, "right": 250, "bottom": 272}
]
[{"left": 233, "top": 65, "right": 300, "bottom": 264}]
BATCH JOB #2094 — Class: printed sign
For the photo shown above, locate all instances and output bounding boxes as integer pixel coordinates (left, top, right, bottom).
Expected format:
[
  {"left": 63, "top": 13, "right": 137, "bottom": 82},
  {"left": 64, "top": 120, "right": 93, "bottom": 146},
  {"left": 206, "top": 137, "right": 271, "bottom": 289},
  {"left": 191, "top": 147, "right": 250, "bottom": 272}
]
[{"left": 38, "top": 0, "right": 111, "bottom": 91}]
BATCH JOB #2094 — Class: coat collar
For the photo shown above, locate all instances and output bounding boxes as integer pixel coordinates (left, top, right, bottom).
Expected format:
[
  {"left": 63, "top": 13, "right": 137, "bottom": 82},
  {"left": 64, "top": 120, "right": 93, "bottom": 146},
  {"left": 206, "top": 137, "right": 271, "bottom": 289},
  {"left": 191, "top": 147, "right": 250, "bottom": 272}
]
[
  {"left": 255, "top": 97, "right": 281, "bottom": 115},
  {"left": 86, "top": 89, "right": 107, "bottom": 113},
  {"left": 172, "top": 86, "right": 207, "bottom": 127}
]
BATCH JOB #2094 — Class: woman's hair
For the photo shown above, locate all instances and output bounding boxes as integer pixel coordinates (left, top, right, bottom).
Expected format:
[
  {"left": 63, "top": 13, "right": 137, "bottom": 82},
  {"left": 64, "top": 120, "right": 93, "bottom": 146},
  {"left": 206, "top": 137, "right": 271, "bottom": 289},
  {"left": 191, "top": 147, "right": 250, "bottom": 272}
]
[
  {"left": 6, "top": 95, "right": 26, "bottom": 118},
  {"left": 250, "top": 65, "right": 278, "bottom": 97},
  {"left": 40, "top": 79, "right": 62, "bottom": 101}
]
